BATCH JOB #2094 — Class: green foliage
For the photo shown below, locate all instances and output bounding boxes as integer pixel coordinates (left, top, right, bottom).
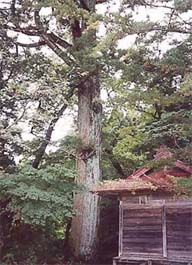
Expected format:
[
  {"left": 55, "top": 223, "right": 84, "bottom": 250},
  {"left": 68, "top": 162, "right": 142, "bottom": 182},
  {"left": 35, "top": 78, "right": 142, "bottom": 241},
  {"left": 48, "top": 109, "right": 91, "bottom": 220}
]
[
  {"left": 177, "top": 178, "right": 192, "bottom": 195},
  {"left": 112, "top": 125, "right": 147, "bottom": 169},
  {"left": 174, "top": 0, "right": 192, "bottom": 12},
  {"left": 0, "top": 164, "right": 79, "bottom": 226},
  {"left": 146, "top": 157, "right": 175, "bottom": 170}
]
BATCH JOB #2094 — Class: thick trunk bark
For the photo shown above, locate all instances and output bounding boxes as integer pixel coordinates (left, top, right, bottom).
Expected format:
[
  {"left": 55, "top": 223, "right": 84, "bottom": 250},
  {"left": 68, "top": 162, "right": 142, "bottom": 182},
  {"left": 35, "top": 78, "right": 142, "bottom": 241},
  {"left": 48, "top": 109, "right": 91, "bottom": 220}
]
[
  {"left": 70, "top": 1, "right": 102, "bottom": 261},
  {"left": 71, "top": 74, "right": 102, "bottom": 261}
]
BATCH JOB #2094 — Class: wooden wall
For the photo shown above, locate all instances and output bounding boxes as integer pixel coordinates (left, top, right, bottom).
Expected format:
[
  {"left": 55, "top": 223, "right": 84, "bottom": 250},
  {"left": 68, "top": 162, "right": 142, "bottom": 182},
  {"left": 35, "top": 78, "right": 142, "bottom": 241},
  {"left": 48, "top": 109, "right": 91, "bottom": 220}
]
[
  {"left": 119, "top": 194, "right": 192, "bottom": 262},
  {"left": 166, "top": 205, "right": 192, "bottom": 259},
  {"left": 121, "top": 206, "right": 163, "bottom": 256}
]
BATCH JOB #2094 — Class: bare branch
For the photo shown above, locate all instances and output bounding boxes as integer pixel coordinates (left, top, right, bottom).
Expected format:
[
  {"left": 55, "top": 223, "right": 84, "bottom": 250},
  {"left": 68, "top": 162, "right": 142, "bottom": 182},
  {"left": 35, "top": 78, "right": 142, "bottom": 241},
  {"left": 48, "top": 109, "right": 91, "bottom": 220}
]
[
  {"left": 34, "top": 9, "right": 42, "bottom": 28},
  {"left": 32, "top": 87, "right": 75, "bottom": 169},
  {"left": 47, "top": 32, "right": 72, "bottom": 49},
  {"left": 105, "top": 149, "right": 126, "bottom": 177},
  {"left": 176, "top": 13, "right": 192, "bottom": 27},
  {"left": 126, "top": 25, "right": 192, "bottom": 36},
  {"left": 5, "top": 67, "right": 14, "bottom": 82},
  {"left": 162, "top": 27, "right": 191, "bottom": 35},
  {"left": 16, "top": 40, "right": 46, "bottom": 48},
  {"left": 5, "top": 24, "right": 72, "bottom": 49},
  {"left": 147, "top": 4, "right": 174, "bottom": 10},
  {"left": 138, "top": 0, "right": 174, "bottom": 10},
  {"left": 5, "top": 25, "right": 42, "bottom": 36},
  {"left": 31, "top": 72, "right": 95, "bottom": 169},
  {"left": 10, "top": 0, "right": 16, "bottom": 16},
  {"left": 96, "top": 0, "right": 107, "bottom": 4},
  {"left": 5, "top": 104, "right": 28, "bottom": 130},
  {"left": 167, "top": 9, "right": 176, "bottom": 30},
  {"left": 42, "top": 33, "right": 75, "bottom": 65}
]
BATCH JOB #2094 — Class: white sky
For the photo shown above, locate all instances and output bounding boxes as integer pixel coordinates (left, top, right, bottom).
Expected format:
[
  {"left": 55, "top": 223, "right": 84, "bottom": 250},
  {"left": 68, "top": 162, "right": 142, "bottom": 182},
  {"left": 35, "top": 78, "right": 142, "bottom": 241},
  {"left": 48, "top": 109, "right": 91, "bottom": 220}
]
[{"left": 21, "top": 111, "right": 74, "bottom": 142}]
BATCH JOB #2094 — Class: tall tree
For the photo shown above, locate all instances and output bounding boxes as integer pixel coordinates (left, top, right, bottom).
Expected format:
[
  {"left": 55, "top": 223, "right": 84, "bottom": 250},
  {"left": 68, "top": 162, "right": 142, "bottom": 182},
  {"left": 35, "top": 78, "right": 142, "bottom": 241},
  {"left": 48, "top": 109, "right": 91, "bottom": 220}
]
[
  {"left": 68, "top": 0, "right": 102, "bottom": 261},
  {"left": 1, "top": 0, "right": 103, "bottom": 260}
]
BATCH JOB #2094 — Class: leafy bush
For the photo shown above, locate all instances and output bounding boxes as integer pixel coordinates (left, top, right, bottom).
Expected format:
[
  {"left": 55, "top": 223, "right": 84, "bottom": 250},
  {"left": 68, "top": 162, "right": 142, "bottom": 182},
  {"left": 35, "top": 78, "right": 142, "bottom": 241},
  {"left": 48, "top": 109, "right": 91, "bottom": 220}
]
[
  {"left": 0, "top": 164, "right": 82, "bottom": 264},
  {"left": 0, "top": 164, "right": 80, "bottom": 226}
]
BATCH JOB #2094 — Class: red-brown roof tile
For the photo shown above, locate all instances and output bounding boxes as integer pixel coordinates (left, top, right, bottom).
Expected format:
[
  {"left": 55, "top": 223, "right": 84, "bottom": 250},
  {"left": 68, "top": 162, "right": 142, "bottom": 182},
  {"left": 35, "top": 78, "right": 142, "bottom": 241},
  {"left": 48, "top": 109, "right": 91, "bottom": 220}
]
[{"left": 92, "top": 148, "right": 192, "bottom": 195}]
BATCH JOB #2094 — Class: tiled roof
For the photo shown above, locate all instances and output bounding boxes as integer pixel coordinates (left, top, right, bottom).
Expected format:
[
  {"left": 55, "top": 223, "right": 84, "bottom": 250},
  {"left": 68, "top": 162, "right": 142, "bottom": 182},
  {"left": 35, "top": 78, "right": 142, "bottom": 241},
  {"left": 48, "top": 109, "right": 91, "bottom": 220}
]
[{"left": 92, "top": 148, "right": 192, "bottom": 195}]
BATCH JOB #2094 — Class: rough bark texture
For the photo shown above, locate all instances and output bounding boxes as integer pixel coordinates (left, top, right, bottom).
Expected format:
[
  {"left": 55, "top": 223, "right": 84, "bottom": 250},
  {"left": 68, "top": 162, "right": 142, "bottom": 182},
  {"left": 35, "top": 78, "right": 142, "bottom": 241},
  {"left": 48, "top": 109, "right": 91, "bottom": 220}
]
[
  {"left": 70, "top": 0, "right": 102, "bottom": 261},
  {"left": 71, "top": 74, "right": 102, "bottom": 261}
]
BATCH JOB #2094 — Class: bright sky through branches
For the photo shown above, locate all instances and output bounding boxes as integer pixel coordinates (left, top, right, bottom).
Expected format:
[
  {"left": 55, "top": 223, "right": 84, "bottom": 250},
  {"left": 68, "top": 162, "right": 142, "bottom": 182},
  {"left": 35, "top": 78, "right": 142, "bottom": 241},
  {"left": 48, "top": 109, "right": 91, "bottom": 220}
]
[{"left": 1, "top": 0, "right": 191, "bottom": 144}]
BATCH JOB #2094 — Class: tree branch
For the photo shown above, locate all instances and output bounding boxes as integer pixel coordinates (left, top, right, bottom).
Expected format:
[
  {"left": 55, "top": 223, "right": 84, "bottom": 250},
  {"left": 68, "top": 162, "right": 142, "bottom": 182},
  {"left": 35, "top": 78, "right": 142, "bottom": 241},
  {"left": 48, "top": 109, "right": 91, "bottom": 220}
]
[
  {"left": 135, "top": 105, "right": 159, "bottom": 120},
  {"left": 42, "top": 33, "right": 75, "bottom": 65},
  {"left": 32, "top": 87, "right": 75, "bottom": 169},
  {"left": 145, "top": 3, "right": 174, "bottom": 10},
  {"left": 16, "top": 40, "right": 46, "bottom": 48},
  {"left": 5, "top": 25, "right": 42, "bottom": 36},
  {"left": 124, "top": 25, "right": 192, "bottom": 36},
  {"left": 6, "top": 24, "right": 72, "bottom": 49},
  {"left": 34, "top": 9, "right": 42, "bottom": 28},
  {"left": 10, "top": 0, "right": 16, "bottom": 16},
  {"left": 47, "top": 32, "right": 72, "bottom": 49},
  {"left": 79, "top": 0, "right": 91, "bottom": 11},
  {"left": 105, "top": 149, "right": 126, "bottom": 177},
  {"left": 96, "top": 0, "right": 107, "bottom": 4},
  {"left": 175, "top": 13, "right": 192, "bottom": 27},
  {"left": 31, "top": 71, "right": 93, "bottom": 169},
  {"left": 4, "top": 66, "right": 14, "bottom": 82},
  {"left": 6, "top": 25, "right": 74, "bottom": 64},
  {"left": 5, "top": 104, "right": 27, "bottom": 130}
]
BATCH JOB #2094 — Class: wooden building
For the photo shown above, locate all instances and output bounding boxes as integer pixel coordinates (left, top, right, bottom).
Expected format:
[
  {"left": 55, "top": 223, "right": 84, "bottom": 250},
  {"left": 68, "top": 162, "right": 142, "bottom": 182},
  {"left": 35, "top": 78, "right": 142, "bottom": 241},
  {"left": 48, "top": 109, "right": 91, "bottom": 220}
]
[{"left": 93, "top": 149, "right": 192, "bottom": 265}]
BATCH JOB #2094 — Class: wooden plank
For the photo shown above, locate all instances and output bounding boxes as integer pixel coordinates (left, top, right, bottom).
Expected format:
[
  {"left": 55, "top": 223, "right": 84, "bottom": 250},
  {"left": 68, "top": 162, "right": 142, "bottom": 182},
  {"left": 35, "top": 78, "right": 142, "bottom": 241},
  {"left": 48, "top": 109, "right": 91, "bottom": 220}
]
[
  {"left": 113, "top": 258, "right": 117, "bottom": 265},
  {"left": 123, "top": 207, "right": 162, "bottom": 216},
  {"left": 120, "top": 200, "right": 192, "bottom": 262},
  {"left": 119, "top": 200, "right": 123, "bottom": 256},
  {"left": 166, "top": 205, "right": 192, "bottom": 259},
  {"left": 122, "top": 206, "right": 163, "bottom": 256},
  {"left": 115, "top": 255, "right": 192, "bottom": 264},
  {"left": 165, "top": 201, "right": 192, "bottom": 207},
  {"left": 121, "top": 195, "right": 140, "bottom": 204},
  {"left": 122, "top": 204, "right": 164, "bottom": 210},
  {"left": 162, "top": 205, "right": 167, "bottom": 258}
]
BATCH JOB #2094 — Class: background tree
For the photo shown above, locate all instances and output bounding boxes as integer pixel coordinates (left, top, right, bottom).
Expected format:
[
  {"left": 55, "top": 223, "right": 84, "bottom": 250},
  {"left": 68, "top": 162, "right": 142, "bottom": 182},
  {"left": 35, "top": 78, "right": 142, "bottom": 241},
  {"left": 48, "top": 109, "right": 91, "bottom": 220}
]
[
  {"left": 0, "top": 22, "right": 79, "bottom": 263},
  {"left": 1, "top": 0, "right": 103, "bottom": 261}
]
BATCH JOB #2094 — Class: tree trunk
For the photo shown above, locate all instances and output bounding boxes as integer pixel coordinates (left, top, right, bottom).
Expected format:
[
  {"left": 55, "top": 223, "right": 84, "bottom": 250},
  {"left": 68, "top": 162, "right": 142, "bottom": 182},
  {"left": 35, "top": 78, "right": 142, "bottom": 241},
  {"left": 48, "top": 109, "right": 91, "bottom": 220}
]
[
  {"left": 71, "top": 74, "right": 102, "bottom": 261},
  {"left": 70, "top": 0, "right": 102, "bottom": 261}
]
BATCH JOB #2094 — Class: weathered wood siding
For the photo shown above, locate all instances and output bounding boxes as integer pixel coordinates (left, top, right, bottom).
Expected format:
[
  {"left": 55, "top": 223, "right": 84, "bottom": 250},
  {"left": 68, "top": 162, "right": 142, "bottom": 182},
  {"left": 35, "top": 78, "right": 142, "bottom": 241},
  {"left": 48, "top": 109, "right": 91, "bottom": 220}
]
[
  {"left": 119, "top": 196, "right": 192, "bottom": 262},
  {"left": 167, "top": 205, "right": 192, "bottom": 258},
  {"left": 122, "top": 206, "right": 163, "bottom": 256}
]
